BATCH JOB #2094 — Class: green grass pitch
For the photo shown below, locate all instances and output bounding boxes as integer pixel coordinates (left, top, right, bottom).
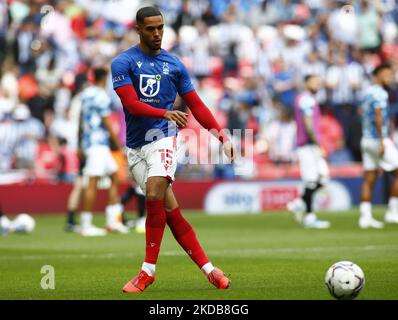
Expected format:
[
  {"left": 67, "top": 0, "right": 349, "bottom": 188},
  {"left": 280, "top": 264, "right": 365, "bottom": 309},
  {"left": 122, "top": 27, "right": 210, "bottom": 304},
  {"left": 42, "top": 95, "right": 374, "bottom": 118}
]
[{"left": 1, "top": 208, "right": 398, "bottom": 300}]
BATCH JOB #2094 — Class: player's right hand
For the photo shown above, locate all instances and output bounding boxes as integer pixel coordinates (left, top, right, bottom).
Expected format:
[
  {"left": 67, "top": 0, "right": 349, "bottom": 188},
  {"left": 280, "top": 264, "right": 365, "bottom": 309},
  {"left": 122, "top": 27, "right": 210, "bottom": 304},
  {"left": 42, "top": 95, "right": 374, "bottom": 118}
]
[
  {"left": 223, "top": 140, "right": 236, "bottom": 163},
  {"left": 164, "top": 110, "right": 188, "bottom": 128}
]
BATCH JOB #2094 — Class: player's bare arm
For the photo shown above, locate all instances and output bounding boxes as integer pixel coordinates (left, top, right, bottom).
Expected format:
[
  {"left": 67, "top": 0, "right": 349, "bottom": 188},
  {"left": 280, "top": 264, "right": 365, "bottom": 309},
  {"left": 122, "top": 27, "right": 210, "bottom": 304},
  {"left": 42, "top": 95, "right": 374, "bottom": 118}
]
[
  {"left": 304, "top": 115, "right": 319, "bottom": 146},
  {"left": 374, "top": 108, "right": 385, "bottom": 156},
  {"left": 77, "top": 111, "right": 84, "bottom": 161},
  {"left": 102, "top": 115, "right": 123, "bottom": 150}
]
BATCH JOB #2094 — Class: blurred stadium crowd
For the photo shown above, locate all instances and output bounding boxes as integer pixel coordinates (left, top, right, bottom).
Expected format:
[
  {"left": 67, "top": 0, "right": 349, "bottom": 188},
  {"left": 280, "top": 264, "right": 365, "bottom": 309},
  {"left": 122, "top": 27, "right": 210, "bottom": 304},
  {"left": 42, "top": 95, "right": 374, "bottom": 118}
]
[{"left": 1, "top": 0, "right": 398, "bottom": 183}]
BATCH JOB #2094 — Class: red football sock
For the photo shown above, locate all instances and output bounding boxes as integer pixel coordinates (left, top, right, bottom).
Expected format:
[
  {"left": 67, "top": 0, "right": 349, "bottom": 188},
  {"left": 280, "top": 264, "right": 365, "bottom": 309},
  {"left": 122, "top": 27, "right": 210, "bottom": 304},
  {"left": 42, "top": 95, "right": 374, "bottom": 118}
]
[
  {"left": 145, "top": 200, "right": 167, "bottom": 264},
  {"left": 166, "top": 207, "right": 210, "bottom": 269}
]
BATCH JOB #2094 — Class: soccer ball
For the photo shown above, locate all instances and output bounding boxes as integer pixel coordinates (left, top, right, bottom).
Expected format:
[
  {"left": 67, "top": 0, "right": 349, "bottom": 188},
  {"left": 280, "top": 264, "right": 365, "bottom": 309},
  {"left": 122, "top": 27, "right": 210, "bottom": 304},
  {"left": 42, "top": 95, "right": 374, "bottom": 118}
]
[
  {"left": 325, "top": 261, "right": 365, "bottom": 300},
  {"left": 13, "top": 213, "right": 36, "bottom": 233}
]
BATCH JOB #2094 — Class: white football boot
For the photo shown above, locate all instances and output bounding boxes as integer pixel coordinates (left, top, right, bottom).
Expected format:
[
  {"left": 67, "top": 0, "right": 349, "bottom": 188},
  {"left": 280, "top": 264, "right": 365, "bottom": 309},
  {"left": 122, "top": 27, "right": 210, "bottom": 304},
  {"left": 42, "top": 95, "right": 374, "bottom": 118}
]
[
  {"left": 135, "top": 217, "right": 146, "bottom": 234},
  {"left": 80, "top": 225, "right": 107, "bottom": 237},
  {"left": 385, "top": 211, "right": 398, "bottom": 224},
  {"left": 107, "top": 222, "right": 129, "bottom": 234},
  {"left": 303, "top": 213, "right": 331, "bottom": 229},
  {"left": 80, "top": 212, "right": 107, "bottom": 236},
  {"left": 359, "top": 217, "right": 384, "bottom": 229},
  {"left": 287, "top": 198, "right": 305, "bottom": 224},
  {"left": 106, "top": 204, "right": 129, "bottom": 234}
]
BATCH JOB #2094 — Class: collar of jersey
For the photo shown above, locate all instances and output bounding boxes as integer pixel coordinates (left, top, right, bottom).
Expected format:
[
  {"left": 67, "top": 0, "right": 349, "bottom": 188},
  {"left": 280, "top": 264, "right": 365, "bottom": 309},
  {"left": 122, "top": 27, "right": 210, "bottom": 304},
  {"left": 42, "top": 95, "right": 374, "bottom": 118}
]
[{"left": 135, "top": 44, "right": 164, "bottom": 57}]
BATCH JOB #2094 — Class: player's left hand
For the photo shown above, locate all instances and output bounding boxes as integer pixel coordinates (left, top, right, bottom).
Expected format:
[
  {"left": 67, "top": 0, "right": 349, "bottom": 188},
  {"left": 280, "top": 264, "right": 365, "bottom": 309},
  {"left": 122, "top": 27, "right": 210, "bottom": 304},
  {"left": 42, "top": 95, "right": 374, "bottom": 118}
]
[
  {"left": 223, "top": 140, "right": 236, "bottom": 163},
  {"left": 164, "top": 110, "right": 188, "bottom": 128}
]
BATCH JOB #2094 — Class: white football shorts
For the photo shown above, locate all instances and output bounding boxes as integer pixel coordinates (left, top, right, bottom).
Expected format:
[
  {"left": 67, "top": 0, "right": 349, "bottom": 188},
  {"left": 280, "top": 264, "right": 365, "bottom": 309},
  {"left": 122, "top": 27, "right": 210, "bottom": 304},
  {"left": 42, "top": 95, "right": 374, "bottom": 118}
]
[
  {"left": 361, "top": 138, "right": 398, "bottom": 172},
  {"left": 297, "top": 144, "right": 329, "bottom": 186},
  {"left": 83, "top": 145, "right": 118, "bottom": 177},
  {"left": 126, "top": 136, "right": 178, "bottom": 194}
]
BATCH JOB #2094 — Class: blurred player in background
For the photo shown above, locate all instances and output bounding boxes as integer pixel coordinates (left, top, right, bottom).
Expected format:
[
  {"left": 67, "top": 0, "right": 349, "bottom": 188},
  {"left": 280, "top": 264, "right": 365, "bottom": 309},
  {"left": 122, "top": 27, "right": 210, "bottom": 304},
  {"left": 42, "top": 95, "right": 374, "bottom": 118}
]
[
  {"left": 79, "top": 67, "right": 128, "bottom": 236},
  {"left": 121, "top": 183, "right": 146, "bottom": 233},
  {"left": 111, "top": 7, "right": 235, "bottom": 293},
  {"left": 359, "top": 64, "right": 398, "bottom": 229},
  {"left": 64, "top": 100, "right": 85, "bottom": 232},
  {"left": 287, "top": 75, "right": 331, "bottom": 229},
  {"left": 64, "top": 154, "right": 85, "bottom": 232}
]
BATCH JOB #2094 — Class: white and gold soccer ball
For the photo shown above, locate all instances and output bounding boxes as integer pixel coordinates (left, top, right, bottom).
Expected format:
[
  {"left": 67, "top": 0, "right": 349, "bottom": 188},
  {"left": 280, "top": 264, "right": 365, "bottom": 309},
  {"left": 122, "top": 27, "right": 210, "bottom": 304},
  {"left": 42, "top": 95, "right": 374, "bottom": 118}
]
[
  {"left": 13, "top": 213, "right": 36, "bottom": 234},
  {"left": 325, "top": 261, "right": 365, "bottom": 300}
]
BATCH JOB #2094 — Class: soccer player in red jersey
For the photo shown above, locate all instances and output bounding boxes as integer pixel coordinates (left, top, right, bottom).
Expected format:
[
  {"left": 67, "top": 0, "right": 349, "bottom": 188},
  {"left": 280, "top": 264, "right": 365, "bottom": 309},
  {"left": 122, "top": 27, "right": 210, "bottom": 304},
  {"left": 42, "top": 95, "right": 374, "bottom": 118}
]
[{"left": 111, "top": 7, "right": 236, "bottom": 293}]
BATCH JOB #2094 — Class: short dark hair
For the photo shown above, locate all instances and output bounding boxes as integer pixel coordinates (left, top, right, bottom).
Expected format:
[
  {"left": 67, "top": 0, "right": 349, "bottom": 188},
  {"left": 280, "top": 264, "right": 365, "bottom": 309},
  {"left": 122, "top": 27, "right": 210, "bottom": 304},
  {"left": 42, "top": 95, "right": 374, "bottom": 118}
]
[
  {"left": 373, "top": 63, "right": 391, "bottom": 76},
  {"left": 93, "top": 67, "right": 108, "bottom": 83},
  {"left": 136, "top": 6, "right": 162, "bottom": 25},
  {"left": 304, "top": 74, "right": 317, "bottom": 82}
]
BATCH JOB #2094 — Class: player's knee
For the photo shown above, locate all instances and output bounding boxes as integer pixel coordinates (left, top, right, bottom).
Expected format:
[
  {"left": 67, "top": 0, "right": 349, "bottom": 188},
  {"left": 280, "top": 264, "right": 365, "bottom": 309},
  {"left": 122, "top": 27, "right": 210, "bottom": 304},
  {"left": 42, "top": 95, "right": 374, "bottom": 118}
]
[
  {"left": 365, "top": 176, "right": 377, "bottom": 186},
  {"left": 146, "top": 192, "right": 164, "bottom": 201}
]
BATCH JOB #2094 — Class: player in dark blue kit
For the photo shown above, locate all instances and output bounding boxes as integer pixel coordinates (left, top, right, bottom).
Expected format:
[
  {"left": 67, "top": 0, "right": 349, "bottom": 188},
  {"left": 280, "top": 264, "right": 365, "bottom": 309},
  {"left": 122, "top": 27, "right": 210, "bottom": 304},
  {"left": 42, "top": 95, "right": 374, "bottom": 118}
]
[{"left": 111, "top": 7, "right": 236, "bottom": 293}]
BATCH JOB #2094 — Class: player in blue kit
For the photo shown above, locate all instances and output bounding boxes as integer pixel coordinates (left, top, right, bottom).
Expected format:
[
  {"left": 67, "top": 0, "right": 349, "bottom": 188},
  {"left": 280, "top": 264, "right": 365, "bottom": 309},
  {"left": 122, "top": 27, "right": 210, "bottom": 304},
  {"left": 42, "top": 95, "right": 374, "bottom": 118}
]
[
  {"left": 111, "top": 7, "right": 236, "bottom": 293},
  {"left": 359, "top": 64, "right": 398, "bottom": 229}
]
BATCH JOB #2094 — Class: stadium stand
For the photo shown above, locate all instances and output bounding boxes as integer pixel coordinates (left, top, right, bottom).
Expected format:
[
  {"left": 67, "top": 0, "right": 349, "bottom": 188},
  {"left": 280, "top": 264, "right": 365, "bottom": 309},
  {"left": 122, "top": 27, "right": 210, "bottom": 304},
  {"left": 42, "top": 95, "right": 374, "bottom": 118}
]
[{"left": 1, "top": 0, "right": 398, "bottom": 185}]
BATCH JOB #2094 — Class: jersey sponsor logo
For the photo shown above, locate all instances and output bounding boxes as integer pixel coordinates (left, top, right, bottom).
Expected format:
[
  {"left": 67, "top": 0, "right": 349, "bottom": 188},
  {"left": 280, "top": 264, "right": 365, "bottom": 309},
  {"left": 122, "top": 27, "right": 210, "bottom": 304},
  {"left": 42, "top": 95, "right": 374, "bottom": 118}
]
[
  {"left": 139, "top": 74, "right": 161, "bottom": 97},
  {"left": 112, "top": 75, "right": 125, "bottom": 83},
  {"left": 137, "top": 61, "right": 143, "bottom": 68}
]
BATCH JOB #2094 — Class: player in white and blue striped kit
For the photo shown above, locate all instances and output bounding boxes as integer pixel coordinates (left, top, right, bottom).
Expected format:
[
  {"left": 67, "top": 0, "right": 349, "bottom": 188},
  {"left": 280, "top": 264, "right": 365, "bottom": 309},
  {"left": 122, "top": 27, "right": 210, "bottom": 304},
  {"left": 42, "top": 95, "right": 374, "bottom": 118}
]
[
  {"left": 78, "top": 67, "right": 127, "bottom": 236},
  {"left": 359, "top": 64, "right": 398, "bottom": 229}
]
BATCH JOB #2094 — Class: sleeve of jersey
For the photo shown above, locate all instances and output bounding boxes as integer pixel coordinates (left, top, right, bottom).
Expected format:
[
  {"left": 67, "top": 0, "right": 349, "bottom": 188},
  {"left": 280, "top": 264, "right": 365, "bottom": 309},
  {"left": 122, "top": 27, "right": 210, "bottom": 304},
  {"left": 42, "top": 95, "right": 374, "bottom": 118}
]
[
  {"left": 182, "top": 90, "right": 229, "bottom": 143},
  {"left": 96, "top": 92, "right": 112, "bottom": 118},
  {"left": 300, "top": 96, "right": 315, "bottom": 116},
  {"left": 111, "top": 54, "right": 134, "bottom": 89},
  {"left": 372, "top": 91, "right": 387, "bottom": 109},
  {"left": 115, "top": 84, "right": 167, "bottom": 118}
]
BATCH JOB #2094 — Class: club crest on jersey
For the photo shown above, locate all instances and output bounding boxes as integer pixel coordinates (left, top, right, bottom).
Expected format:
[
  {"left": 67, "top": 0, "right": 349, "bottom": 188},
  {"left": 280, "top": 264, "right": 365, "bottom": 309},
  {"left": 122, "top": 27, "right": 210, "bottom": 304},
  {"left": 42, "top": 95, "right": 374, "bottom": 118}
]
[
  {"left": 139, "top": 74, "right": 161, "bottom": 97},
  {"left": 162, "top": 62, "right": 169, "bottom": 75}
]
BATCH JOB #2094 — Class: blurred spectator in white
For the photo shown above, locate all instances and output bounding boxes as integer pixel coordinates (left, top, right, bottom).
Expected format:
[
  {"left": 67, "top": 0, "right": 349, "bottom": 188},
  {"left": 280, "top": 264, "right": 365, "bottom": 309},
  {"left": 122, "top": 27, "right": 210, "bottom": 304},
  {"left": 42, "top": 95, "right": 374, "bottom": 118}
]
[
  {"left": 35, "top": 56, "right": 62, "bottom": 98},
  {"left": 326, "top": 50, "right": 365, "bottom": 156},
  {"left": 260, "top": 105, "right": 297, "bottom": 164},
  {"left": 40, "top": 1, "right": 79, "bottom": 71},
  {"left": 0, "top": 113, "right": 19, "bottom": 172},
  {"left": 0, "top": 60, "right": 19, "bottom": 115},
  {"left": 326, "top": 50, "right": 365, "bottom": 108},
  {"left": 15, "top": 16, "right": 38, "bottom": 75},
  {"left": 357, "top": 0, "right": 382, "bottom": 52},
  {"left": 280, "top": 24, "right": 309, "bottom": 71},
  {"left": 12, "top": 104, "right": 45, "bottom": 170},
  {"left": 191, "top": 21, "right": 211, "bottom": 79},
  {"left": 327, "top": 0, "right": 358, "bottom": 45}
]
